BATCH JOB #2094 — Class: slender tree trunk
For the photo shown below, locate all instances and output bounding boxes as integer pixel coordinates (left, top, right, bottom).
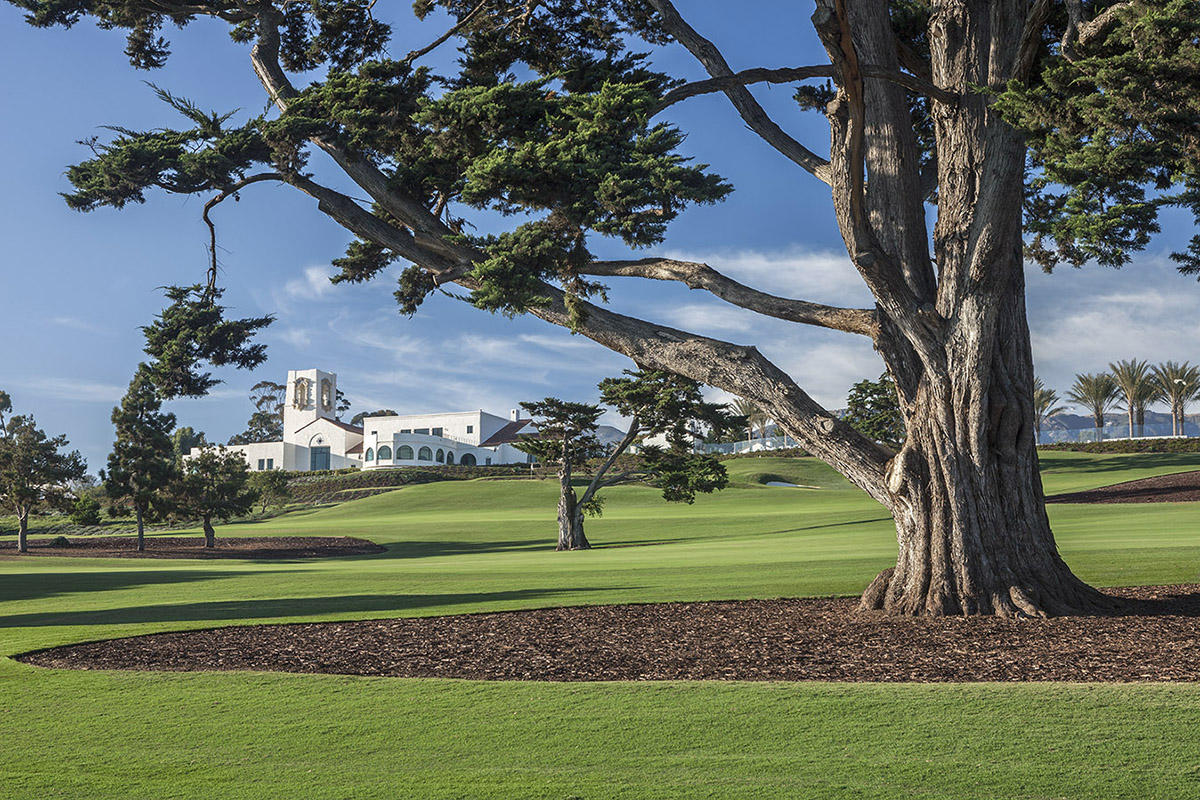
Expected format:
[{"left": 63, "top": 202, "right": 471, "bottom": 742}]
[
  {"left": 202, "top": 515, "right": 216, "bottom": 548},
  {"left": 135, "top": 505, "right": 145, "bottom": 552},
  {"left": 16, "top": 510, "right": 28, "bottom": 553},
  {"left": 556, "top": 465, "right": 590, "bottom": 551}
]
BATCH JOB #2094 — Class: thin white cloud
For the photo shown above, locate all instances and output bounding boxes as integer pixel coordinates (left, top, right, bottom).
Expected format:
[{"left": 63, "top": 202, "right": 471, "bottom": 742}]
[
  {"left": 1026, "top": 254, "right": 1200, "bottom": 411},
  {"left": 51, "top": 316, "right": 107, "bottom": 334},
  {"left": 661, "top": 302, "right": 757, "bottom": 334},
  {"left": 16, "top": 376, "right": 126, "bottom": 404},
  {"left": 282, "top": 265, "right": 337, "bottom": 301}
]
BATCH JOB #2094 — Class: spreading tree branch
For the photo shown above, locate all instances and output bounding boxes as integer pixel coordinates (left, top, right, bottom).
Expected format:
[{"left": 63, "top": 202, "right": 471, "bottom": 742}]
[
  {"left": 646, "top": 0, "right": 833, "bottom": 183},
  {"left": 202, "top": 172, "right": 283, "bottom": 295},
  {"left": 403, "top": 0, "right": 491, "bottom": 65},
  {"left": 656, "top": 63, "right": 957, "bottom": 114},
  {"left": 585, "top": 258, "right": 878, "bottom": 336}
]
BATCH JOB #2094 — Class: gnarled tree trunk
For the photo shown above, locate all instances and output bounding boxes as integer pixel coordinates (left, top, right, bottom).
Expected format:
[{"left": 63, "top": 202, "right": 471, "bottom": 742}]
[
  {"left": 135, "top": 505, "right": 145, "bottom": 552},
  {"left": 556, "top": 465, "right": 590, "bottom": 551},
  {"left": 202, "top": 515, "right": 216, "bottom": 549}
]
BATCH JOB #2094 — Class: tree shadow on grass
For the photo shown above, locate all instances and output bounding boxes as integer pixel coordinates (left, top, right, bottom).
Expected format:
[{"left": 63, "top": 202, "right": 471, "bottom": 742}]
[
  {"left": 0, "top": 569, "right": 272, "bottom": 605},
  {"left": 764, "top": 516, "right": 893, "bottom": 535},
  {"left": 0, "top": 586, "right": 635, "bottom": 628},
  {"left": 331, "top": 539, "right": 554, "bottom": 561},
  {"left": 1039, "top": 453, "right": 1200, "bottom": 476}
]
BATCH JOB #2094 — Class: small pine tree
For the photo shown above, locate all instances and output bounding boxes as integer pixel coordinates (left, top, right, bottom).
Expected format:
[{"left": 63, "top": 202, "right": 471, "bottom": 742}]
[
  {"left": 514, "top": 399, "right": 606, "bottom": 551},
  {"left": 173, "top": 447, "right": 255, "bottom": 547},
  {"left": 0, "top": 414, "right": 87, "bottom": 552},
  {"left": 105, "top": 365, "right": 178, "bottom": 551},
  {"left": 843, "top": 374, "right": 905, "bottom": 447}
]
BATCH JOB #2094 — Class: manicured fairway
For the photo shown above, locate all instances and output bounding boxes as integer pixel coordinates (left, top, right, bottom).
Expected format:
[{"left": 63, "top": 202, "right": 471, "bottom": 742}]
[{"left": 3, "top": 452, "right": 1200, "bottom": 799}]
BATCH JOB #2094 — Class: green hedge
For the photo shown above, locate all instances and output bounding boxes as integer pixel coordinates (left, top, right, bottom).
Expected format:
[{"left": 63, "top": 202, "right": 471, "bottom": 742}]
[
  {"left": 1038, "top": 438, "right": 1200, "bottom": 454},
  {"left": 285, "top": 464, "right": 528, "bottom": 504}
]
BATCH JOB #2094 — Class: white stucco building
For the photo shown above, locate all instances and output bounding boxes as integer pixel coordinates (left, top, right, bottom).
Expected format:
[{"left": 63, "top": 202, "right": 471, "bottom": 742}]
[{"left": 201, "top": 368, "right": 537, "bottom": 472}]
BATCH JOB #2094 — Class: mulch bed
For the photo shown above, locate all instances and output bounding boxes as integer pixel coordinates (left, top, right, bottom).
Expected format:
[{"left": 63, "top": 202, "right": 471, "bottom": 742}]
[
  {"left": 1048, "top": 469, "right": 1200, "bottom": 503},
  {"left": 20, "top": 584, "right": 1200, "bottom": 682},
  {"left": 1, "top": 536, "right": 384, "bottom": 559}
]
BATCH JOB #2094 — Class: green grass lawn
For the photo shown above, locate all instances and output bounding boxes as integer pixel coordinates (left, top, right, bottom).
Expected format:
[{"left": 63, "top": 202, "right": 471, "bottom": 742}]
[{"left": 3, "top": 452, "right": 1200, "bottom": 799}]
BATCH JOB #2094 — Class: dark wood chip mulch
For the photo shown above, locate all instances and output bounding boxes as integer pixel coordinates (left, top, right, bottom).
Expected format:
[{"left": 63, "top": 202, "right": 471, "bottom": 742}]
[
  {"left": 1048, "top": 469, "right": 1200, "bottom": 503},
  {"left": 21, "top": 585, "right": 1200, "bottom": 682},
  {"left": 1, "top": 536, "right": 384, "bottom": 559}
]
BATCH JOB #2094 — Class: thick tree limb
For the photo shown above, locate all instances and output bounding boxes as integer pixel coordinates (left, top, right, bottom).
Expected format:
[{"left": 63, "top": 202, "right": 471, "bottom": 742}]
[
  {"left": 526, "top": 285, "right": 893, "bottom": 504},
  {"left": 577, "top": 417, "right": 641, "bottom": 510},
  {"left": 646, "top": 0, "right": 832, "bottom": 183},
  {"left": 1016, "top": 0, "right": 1053, "bottom": 80},
  {"left": 249, "top": 10, "right": 473, "bottom": 266},
  {"left": 656, "top": 63, "right": 957, "bottom": 114},
  {"left": 813, "top": 0, "right": 943, "bottom": 368},
  {"left": 585, "top": 258, "right": 878, "bottom": 337}
]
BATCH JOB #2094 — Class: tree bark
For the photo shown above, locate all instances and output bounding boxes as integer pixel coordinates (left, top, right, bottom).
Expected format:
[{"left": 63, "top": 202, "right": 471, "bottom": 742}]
[
  {"left": 136, "top": 505, "right": 145, "bottom": 552},
  {"left": 16, "top": 510, "right": 28, "bottom": 553},
  {"left": 202, "top": 515, "right": 216, "bottom": 548}
]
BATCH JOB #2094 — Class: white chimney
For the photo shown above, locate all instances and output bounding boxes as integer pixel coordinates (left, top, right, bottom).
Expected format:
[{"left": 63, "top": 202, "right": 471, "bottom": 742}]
[{"left": 510, "top": 409, "right": 520, "bottom": 421}]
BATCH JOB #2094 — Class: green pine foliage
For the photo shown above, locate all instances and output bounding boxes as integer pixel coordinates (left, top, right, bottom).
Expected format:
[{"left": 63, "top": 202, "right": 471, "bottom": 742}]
[
  {"left": 104, "top": 364, "right": 178, "bottom": 540},
  {"left": 843, "top": 374, "right": 905, "bottom": 447}
]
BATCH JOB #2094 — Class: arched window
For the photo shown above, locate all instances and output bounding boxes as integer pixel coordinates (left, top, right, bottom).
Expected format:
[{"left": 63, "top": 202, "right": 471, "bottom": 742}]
[
  {"left": 377, "top": 445, "right": 392, "bottom": 460},
  {"left": 418, "top": 446, "right": 433, "bottom": 461},
  {"left": 435, "top": 448, "right": 445, "bottom": 463},
  {"left": 365, "top": 447, "right": 374, "bottom": 461},
  {"left": 445, "top": 452, "right": 455, "bottom": 464},
  {"left": 460, "top": 453, "right": 476, "bottom": 466},
  {"left": 398, "top": 445, "right": 414, "bottom": 460}
]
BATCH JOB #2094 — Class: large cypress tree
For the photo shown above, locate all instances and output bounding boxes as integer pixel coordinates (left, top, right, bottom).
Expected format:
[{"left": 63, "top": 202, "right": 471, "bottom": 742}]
[
  {"left": 105, "top": 364, "right": 178, "bottom": 551},
  {"left": 9, "top": 0, "right": 1200, "bottom": 614}
]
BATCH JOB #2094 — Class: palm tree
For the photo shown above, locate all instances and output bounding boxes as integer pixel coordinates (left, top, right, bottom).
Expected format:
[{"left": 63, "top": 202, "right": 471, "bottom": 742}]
[
  {"left": 731, "top": 398, "right": 768, "bottom": 442},
  {"left": 1108, "top": 359, "right": 1162, "bottom": 438},
  {"left": 1153, "top": 361, "right": 1200, "bottom": 436},
  {"left": 1067, "top": 373, "right": 1119, "bottom": 443},
  {"left": 1032, "top": 378, "right": 1067, "bottom": 439}
]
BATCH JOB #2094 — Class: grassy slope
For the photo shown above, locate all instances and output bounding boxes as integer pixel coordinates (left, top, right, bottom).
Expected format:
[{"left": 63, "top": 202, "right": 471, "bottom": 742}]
[{"left": 4, "top": 452, "right": 1200, "bottom": 799}]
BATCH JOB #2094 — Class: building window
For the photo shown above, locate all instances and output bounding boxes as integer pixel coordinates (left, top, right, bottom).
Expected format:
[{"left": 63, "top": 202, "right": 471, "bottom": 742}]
[
  {"left": 431, "top": 427, "right": 443, "bottom": 437},
  {"left": 266, "top": 459, "right": 274, "bottom": 470},
  {"left": 378, "top": 445, "right": 392, "bottom": 460},
  {"left": 418, "top": 446, "right": 432, "bottom": 461},
  {"left": 310, "top": 446, "right": 331, "bottom": 471},
  {"left": 461, "top": 453, "right": 476, "bottom": 466},
  {"left": 400, "top": 429, "right": 411, "bottom": 434},
  {"left": 257, "top": 459, "right": 265, "bottom": 470},
  {"left": 414, "top": 428, "right": 429, "bottom": 435},
  {"left": 365, "top": 448, "right": 374, "bottom": 461},
  {"left": 446, "top": 452, "right": 455, "bottom": 464},
  {"left": 435, "top": 448, "right": 445, "bottom": 463},
  {"left": 466, "top": 425, "right": 473, "bottom": 434},
  {"left": 398, "top": 445, "right": 414, "bottom": 460},
  {"left": 485, "top": 457, "right": 492, "bottom": 465}
]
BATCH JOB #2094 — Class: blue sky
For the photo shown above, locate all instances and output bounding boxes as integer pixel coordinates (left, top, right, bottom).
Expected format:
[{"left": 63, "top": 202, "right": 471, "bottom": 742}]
[{"left": 3, "top": 3, "right": 1199, "bottom": 472}]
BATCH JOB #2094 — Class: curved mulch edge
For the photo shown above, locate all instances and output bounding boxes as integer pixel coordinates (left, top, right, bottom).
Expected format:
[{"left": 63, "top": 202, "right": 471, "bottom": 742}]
[
  {"left": 19, "top": 584, "right": 1200, "bottom": 682},
  {"left": 0, "top": 535, "right": 384, "bottom": 559},
  {"left": 1047, "top": 469, "right": 1200, "bottom": 504}
]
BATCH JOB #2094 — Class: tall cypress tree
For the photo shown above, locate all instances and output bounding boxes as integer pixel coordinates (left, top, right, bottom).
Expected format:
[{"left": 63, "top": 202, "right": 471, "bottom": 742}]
[
  {"left": 13, "top": 0, "right": 1200, "bottom": 614},
  {"left": 105, "top": 364, "right": 178, "bottom": 551}
]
